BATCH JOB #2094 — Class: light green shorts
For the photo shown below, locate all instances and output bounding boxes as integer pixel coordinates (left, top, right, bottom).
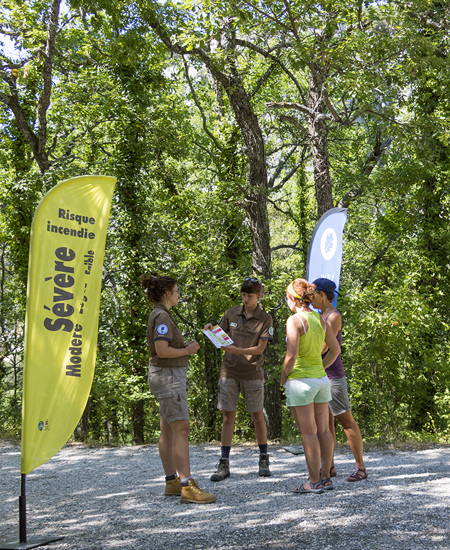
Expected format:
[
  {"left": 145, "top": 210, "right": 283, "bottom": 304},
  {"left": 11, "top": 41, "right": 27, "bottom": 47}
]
[{"left": 285, "top": 376, "right": 331, "bottom": 407}]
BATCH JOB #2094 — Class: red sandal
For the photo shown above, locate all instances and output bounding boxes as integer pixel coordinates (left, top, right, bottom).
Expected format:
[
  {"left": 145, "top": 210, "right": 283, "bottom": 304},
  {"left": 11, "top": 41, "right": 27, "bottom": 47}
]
[{"left": 346, "top": 467, "right": 368, "bottom": 482}]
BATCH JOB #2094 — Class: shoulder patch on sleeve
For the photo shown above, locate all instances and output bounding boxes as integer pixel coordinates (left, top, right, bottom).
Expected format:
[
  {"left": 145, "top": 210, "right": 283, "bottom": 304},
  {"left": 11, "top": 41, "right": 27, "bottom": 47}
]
[
  {"left": 268, "top": 327, "right": 274, "bottom": 336},
  {"left": 156, "top": 323, "right": 169, "bottom": 335}
]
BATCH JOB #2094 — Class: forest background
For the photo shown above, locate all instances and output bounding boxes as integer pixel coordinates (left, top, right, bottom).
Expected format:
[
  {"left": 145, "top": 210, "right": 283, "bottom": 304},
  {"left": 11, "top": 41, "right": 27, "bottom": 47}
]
[{"left": 1, "top": 0, "right": 449, "bottom": 446}]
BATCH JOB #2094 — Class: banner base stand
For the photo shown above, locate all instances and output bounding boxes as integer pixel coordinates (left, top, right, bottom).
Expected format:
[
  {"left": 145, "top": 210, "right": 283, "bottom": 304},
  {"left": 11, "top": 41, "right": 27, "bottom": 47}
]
[{"left": 0, "top": 535, "right": 64, "bottom": 550}]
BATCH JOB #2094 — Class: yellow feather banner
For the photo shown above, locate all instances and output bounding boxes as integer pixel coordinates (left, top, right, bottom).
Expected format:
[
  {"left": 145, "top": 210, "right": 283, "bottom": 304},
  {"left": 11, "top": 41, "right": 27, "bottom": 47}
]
[{"left": 21, "top": 175, "right": 116, "bottom": 474}]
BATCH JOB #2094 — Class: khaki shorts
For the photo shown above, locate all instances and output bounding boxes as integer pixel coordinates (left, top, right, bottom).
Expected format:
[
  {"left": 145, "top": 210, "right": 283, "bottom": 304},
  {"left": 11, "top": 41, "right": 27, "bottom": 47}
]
[
  {"left": 329, "top": 377, "right": 352, "bottom": 416},
  {"left": 218, "top": 377, "right": 264, "bottom": 413},
  {"left": 148, "top": 366, "right": 189, "bottom": 424}
]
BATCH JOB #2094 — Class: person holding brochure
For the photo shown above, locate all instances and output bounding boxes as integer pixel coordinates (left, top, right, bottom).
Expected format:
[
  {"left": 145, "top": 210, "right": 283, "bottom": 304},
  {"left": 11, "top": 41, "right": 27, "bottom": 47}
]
[
  {"left": 281, "top": 278, "right": 340, "bottom": 494},
  {"left": 143, "top": 274, "right": 216, "bottom": 504},
  {"left": 310, "top": 277, "right": 368, "bottom": 482},
  {"left": 203, "top": 277, "right": 273, "bottom": 481}
]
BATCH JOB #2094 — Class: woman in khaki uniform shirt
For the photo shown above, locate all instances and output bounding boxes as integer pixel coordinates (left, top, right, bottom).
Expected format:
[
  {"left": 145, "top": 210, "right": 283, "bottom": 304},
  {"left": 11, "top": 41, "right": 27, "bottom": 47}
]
[{"left": 143, "top": 275, "right": 215, "bottom": 504}]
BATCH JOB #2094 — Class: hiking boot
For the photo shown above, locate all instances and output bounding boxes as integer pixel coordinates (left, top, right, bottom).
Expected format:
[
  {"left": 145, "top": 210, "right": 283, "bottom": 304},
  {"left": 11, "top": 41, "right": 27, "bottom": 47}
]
[
  {"left": 180, "top": 478, "right": 216, "bottom": 504},
  {"left": 165, "top": 474, "right": 181, "bottom": 496},
  {"left": 210, "top": 458, "right": 230, "bottom": 482},
  {"left": 259, "top": 453, "right": 271, "bottom": 477}
]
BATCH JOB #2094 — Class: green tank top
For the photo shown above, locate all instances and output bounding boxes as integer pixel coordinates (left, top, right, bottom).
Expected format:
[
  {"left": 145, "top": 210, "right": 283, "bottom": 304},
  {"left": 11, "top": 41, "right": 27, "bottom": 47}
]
[{"left": 288, "top": 311, "right": 326, "bottom": 379}]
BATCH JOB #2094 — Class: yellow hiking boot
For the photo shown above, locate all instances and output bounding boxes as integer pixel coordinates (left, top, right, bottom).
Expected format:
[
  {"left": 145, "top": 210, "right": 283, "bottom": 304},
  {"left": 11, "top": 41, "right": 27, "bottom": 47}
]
[
  {"left": 165, "top": 474, "right": 182, "bottom": 496},
  {"left": 180, "top": 478, "right": 216, "bottom": 504}
]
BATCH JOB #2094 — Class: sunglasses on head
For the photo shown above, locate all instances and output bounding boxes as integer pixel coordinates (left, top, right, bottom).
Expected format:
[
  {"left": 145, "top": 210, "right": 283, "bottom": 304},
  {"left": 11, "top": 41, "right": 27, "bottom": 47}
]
[{"left": 244, "top": 277, "right": 259, "bottom": 283}]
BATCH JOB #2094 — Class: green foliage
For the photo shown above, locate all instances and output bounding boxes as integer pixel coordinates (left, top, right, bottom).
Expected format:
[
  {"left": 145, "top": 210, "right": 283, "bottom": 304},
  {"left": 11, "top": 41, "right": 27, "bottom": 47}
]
[{"left": 1, "top": 0, "right": 450, "bottom": 446}]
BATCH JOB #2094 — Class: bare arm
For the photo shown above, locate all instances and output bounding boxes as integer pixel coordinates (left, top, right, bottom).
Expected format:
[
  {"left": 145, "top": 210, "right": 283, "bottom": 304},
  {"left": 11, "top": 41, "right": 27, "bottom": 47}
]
[
  {"left": 321, "top": 311, "right": 342, "bottom": 354},
  {"left": 221, "top": 339, "right": 268, "bottom": 355},
  {"left": 322, "top": 328, "right": 340, "bottom": 369},
  {"left": 280, "top": 316, "right": 303, "bottom": 385},
  {"left": 155, "top": 340, "right": 199, "bottom": 358}
]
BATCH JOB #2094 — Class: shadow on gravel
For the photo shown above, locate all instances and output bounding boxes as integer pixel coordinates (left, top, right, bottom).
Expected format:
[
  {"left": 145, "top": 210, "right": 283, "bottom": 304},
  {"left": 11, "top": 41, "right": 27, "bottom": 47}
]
[{"left": 1, "top": 444, "right": 449, "bottom": 550}]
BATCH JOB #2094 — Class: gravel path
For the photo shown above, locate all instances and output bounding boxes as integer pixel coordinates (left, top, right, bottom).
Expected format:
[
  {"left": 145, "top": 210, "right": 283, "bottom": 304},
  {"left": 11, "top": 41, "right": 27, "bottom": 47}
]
[{"left": 1, "top": 442, "right": 449, "bottom": 550}]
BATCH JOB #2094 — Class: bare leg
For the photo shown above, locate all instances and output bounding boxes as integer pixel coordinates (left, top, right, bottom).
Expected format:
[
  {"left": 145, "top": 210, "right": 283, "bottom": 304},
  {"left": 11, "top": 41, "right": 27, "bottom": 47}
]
[
  {"left": 170, "top": 419, "right": 191, "bottom": 479},
  {"left": 250, "top": 410, "right": 267, "bottom": 445},
  {"left": 315, "top": 402, "right": 334, "bottom": 483},
  {"left": 158, "top": 416, "right": 191, "bottom": 479},
  {"left": 220, "top": 411, "right": 236, "bottom": 447},
  {"left": 158, "top": 416, "right": 176, "bottom": 475},
  {"left": 328, "top": 408, "right": 336, "bottom": 471},
  {"left": 336, "top": 410, "right": 365, "bottom": 469},
  {"left": 290, "top": 404, "right": 321, "bottom": 486}
]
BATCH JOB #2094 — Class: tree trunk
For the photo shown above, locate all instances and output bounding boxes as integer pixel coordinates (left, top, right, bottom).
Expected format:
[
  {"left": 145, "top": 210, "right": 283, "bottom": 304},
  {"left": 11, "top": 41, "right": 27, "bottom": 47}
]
[
  {"left": 263, "top": 319, "right": 282, "bottom": 441},
  {"left": 203, "top": 343, "right": 220, "bottom": 440},
  {"left": 308, "top": 66, "right": 334, "bottom": 218},
  {"left": 205, "top": 62, "right": 272, "bottom": 279},
  {"left": 114, "top": 121, "right": 151, "bottom": 446},
  {"left": 147, "top": 17, "right": 282, "bottom": 437},
  {"left": 218, "top": 76, "right": 281, "bottom": 438},
  {"left": 132, "top": 399, "right": 145, "bottom": 444}
]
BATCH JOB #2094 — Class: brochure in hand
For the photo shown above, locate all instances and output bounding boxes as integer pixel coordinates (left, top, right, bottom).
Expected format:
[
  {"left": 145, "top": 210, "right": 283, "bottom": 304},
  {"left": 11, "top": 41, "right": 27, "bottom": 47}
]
[{"left": 202, "top": 325, "right": 234, "bottom": 349}]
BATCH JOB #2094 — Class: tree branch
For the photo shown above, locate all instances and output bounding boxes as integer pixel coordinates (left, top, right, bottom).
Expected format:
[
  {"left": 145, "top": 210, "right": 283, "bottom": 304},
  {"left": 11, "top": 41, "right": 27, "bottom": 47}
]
[
  {"left": 37, "top": 0, "right": 60, "bottom": 169},
  {"left": 277, "top": 114, "right": 309, "bottom": 137},
  {"left": 234, "top": 38, "right": 307, "bottom": 102},
  {"left": 271, "top": 242, "right": 306, "bottom": 254},
  {"left": 266, "top": 101, "right": 314, "bottom": 117},
  {"left": 337, "top": 132, "right": 392, "bottom": 208},
  {"left": 282, "top": 0, "right": 301, "bottom": 42},
  {"left": 183, "top": 57, "right": 223, "bottom": 152},
  {"left": 0, "top": 91, "right": 40, "bottom": 158},
  {"left": 271, "top": 157, "right": 308, "bottom": 192},
  {"left": 322, "top": 88, "right": 344, "bottom": 124},
  {"left": 362, "top": 233, "right": 399, "bottom": 288},
  {"left": 240, "top": 0, "right": 291, "bottom": 31},
  {"left": 268, "top": 145, "right": 297, "bottom": 187},
  {"left": 266, "top": 196, "right": 302, "bottom": 229},
  {"left": 250, "top": 62, "right": 277, "bottom": 99}
]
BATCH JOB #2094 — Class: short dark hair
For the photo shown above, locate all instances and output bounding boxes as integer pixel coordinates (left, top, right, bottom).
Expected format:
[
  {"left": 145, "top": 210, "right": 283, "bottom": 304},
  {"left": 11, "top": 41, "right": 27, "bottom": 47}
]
[
  {"left": 240, "top": 276, "right": 262, "bottom": 294},
  {"left": 312, "top": 278, "right": 339, "bottom": 302},
  {"left": 142, "top": 275, "right": 177, "bottom": 302}
]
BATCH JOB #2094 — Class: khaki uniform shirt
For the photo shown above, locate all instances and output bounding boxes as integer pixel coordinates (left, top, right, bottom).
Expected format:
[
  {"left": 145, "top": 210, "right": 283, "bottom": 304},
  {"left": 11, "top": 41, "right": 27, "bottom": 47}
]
[
  {"left": 147, "top": 303, "right": 188, "bottom": 368},
  {"left": 219, "top": 304, "right": 273, "bottom": 380}
]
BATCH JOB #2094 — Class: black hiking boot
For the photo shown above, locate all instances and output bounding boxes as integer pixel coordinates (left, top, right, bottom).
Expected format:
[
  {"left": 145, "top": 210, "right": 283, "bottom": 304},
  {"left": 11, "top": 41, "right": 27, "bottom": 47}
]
[
  {"left": 210, "top": 458, "right": 230, "bottom": 482},
  {"left": 258, "top": 453, "right": 271, "bottom": 477}
]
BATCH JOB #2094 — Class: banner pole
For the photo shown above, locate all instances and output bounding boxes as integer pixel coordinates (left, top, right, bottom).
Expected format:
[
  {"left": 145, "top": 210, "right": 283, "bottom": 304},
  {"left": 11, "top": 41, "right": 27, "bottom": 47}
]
[
  {"left": 1, "top": 473, "right": 63, "bottom": 549},
  {"left": 19, "top": 474, "right": 27, "bottom": 543}
]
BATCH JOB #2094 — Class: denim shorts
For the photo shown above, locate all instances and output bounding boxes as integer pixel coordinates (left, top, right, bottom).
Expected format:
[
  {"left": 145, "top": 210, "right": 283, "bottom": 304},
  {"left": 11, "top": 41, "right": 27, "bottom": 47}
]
[{"left": 285, "top": 376, "right": 331, "bottom": 407}]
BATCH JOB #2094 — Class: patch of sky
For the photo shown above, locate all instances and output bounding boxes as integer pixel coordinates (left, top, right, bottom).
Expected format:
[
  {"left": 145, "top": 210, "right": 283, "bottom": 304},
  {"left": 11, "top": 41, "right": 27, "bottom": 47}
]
[{"left": 0, "top": 0, "right": 70, "bottom": 61}]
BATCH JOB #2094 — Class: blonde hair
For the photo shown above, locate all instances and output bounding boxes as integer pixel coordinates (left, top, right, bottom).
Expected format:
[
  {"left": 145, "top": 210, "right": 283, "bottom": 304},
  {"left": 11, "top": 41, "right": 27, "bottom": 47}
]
[{"left": 286, "top": 278, "right": 315, "bottom": 303}]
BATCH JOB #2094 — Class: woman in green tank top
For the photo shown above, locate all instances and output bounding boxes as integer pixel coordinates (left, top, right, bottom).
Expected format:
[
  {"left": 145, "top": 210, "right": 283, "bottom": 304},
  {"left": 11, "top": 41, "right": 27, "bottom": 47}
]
[{"left": 280, "top": 278, "right": 340, "bottom": 494}]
